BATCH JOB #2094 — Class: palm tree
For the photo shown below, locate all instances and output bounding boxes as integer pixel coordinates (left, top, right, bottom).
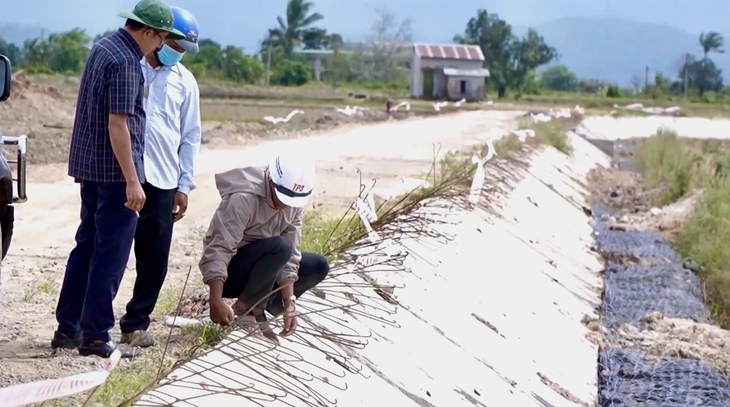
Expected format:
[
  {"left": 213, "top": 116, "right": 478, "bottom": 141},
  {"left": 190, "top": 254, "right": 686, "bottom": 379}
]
[
  {"left": 699, "top": 31, "right": 724, "bottom": 61},
  {"left": 266, "top": 0, "right": 324, "bottom": 54}
]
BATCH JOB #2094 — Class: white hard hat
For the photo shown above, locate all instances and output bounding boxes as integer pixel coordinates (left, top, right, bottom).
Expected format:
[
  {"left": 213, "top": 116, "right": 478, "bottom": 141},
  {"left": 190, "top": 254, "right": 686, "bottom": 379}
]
[{"left": 268, "top": 152, "right": 316, "bottom": 208}]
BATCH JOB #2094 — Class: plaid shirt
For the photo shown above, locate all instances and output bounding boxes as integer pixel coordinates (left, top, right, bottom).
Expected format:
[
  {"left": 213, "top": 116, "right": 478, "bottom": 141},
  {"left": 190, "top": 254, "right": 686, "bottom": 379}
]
[{"left": 68, "top": 28, "right": 146, "bottom": 183}]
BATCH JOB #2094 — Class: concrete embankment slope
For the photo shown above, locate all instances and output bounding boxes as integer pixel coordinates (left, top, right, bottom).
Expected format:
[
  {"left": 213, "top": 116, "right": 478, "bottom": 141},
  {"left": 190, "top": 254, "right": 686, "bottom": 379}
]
[
  {"left": 578, "top": 116, "right": 730, "bottom": 140},
  {"left": 138, "top": 135, "right": 610, "bottom": 407}
]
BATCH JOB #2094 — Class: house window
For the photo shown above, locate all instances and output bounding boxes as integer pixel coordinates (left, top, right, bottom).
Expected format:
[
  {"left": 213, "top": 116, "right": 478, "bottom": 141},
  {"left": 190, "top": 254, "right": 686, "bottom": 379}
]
[{"left": 460, "top": 80, "right": 467, "bottom": 94}]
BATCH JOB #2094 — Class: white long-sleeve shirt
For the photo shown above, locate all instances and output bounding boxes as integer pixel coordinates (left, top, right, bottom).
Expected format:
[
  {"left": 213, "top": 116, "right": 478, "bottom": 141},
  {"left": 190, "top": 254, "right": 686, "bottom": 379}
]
[{"left": 140, "top": 58, "right": 201, "bottom": 195}]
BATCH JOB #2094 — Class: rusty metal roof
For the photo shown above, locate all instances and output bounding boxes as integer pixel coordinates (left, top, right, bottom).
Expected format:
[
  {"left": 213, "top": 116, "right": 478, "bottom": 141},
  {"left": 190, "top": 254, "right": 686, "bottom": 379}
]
[{"left": 413, "top": 43, "right": 484, "bottom": 61}]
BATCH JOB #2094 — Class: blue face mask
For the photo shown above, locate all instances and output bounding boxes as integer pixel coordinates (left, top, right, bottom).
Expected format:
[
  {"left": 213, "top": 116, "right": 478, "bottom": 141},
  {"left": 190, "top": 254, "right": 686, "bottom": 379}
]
[{"left": 155, "top": 44, "right": 185, "bottom": 66}]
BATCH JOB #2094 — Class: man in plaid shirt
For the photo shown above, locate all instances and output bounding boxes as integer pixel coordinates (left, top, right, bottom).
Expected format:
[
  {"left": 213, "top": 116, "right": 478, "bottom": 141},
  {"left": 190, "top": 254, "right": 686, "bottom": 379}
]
[{"left": 51, "top": 0, "right": 184, "bottom": 359}]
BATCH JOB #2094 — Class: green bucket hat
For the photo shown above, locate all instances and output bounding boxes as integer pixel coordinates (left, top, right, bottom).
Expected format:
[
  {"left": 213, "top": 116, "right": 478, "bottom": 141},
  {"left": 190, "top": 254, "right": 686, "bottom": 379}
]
[{"left": 118, "top": 0, "right": 185, "bottom": 40}]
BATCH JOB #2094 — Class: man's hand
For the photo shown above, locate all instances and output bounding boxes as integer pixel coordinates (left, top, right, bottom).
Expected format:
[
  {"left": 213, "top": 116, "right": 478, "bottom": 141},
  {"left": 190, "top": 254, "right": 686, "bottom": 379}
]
[
  {"left": 173, "top": 191, "right": 188, "bottom": 222},
  {"left": 280, "top": 300, "right": 298, "bottom": 337},
  {"left": 210, "top": 299, "right": 234, "bottom": 326},
  {"left": 125, "top": 180, "right": 146, "bottom": 211}
]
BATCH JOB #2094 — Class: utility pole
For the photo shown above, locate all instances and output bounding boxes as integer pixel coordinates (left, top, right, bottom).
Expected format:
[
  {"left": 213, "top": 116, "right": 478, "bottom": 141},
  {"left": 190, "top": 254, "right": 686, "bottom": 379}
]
[
  {"left": 683, "top": 53, "right": 689, "bottom": 99},
  {"left": 332, "top": 46, "right": 338, "bottom": 89},
  {"left": 265, "top": 44, "right": 271, "bottom": 86},
  {"left": 644, "top": 65, "right": 649, "bottom": 95}
]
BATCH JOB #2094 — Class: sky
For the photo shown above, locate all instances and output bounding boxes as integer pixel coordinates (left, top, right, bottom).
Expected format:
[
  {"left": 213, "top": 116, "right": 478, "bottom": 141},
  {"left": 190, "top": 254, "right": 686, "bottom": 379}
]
[{"left": 1, "top": 0, "right": 727, "bottom": 51}]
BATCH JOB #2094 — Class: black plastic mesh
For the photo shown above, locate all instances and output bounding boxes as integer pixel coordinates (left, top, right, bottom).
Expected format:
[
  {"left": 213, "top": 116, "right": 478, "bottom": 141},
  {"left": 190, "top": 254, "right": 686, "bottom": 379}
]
[{"left": 593, "top": 205, "right": 730, "bottom": 407}]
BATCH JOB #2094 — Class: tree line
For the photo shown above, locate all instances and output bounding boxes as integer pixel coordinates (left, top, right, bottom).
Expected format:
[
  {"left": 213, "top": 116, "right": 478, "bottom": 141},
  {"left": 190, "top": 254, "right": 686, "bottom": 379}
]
[
  {"left": 0, "top": 0, "right": 410, "bottom": 88},
  {"left": 537, "top": 31, "right": 726, "bottom": 100},
  {"left": 0, "top": 1, "right": 725, "bottom": 101}
]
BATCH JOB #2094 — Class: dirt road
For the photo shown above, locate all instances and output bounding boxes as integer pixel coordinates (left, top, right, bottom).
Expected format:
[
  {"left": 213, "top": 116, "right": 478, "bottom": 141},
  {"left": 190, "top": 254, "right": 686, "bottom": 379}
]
[{"left": 0, "top": 109, "right": 522, "bottom": 385}]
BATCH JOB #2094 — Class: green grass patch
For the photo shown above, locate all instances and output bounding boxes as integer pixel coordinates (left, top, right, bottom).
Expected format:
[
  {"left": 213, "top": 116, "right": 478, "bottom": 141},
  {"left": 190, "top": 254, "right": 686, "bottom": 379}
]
[
  {"left": 84, "top": 357, "right": 159, "bottom": 406},
  {"left": 300, "top": 210, "right": 350, "bottom": 262},
  {"left": 634, "top": 130, "right": 730, "bottom": 325},
  {"left": 610, "top": 108, "right": 652, "bottom": 117},
  {"left": 675, "top": 185, "right": 730, "bottom": 323},
  {"left": 519, "top": 116, "right": 579, "bottom": 155},
  {"left": 22, "top": 280, "right": 57, "bottom": 302},
  {"left": 634, "top": 130, "right": 730, "bottom": 204}
]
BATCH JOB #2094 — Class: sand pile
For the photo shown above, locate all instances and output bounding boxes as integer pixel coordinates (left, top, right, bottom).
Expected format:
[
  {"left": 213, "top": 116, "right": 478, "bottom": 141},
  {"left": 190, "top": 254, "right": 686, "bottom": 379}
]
[
  {"left": 10, "top": 70, "right": 64, "bottom": 100},
  {"left": 0, "top": 70, "right": 75, "bottom": 165}
]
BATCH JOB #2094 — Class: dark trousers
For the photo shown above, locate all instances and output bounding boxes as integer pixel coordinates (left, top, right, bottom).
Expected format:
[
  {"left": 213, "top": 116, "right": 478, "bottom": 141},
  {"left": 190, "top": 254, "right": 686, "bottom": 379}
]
[
  {"left": 120, "top": 183, "right": 176, "bottom": 333},
  {"left": 55, "top": 182, "right": 138, "bottom": 343},
  {"left": 222, "top": 236, "right": 330, "bottom": 316}
]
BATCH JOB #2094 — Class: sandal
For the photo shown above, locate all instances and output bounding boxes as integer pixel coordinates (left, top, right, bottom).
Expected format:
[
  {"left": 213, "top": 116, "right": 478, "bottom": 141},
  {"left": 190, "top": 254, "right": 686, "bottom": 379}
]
[
  {"left": 255, "top": 313, "right": 280, "bottom": 344},
  {"left": 234, "top": 310, "right": 279, "bottom": 345}
]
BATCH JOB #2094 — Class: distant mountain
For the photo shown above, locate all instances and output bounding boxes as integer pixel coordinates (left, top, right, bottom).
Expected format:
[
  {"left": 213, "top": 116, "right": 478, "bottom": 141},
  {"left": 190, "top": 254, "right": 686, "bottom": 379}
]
[
  {"left": 521, "top": 17, "right": 730, "bottom": 86},
  {"left": 0, "top": 23, "right": 44, "bottom": 46}
]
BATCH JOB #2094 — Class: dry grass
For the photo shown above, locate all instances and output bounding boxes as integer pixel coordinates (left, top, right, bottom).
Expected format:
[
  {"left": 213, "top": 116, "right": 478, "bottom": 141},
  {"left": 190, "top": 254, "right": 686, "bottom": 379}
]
[
  {"left": 634, "top": 132, "right": 730, "bottom": 204},
  {"left": 521, "top": 94, "right": 730, "bottom": 118},
  {"left": 201, "top": 100, "right": 323, "bottom": 123},
  {"left": 198, "top": 82, "right": 394, "bottom": 101},
  {"left": 199, "top": 97, "right": 471, "bottom": 123},
  {"left": 22, "top": 279, "right": 57, "bottom": 302},
  {"left": 28, "top": 73, "right": 730, "bottom": 119},
  {"left": 633, "top": 131, "right": 730, "bottom": 326},
  {"left": 518, "top": 115, "right": 582, "bottom": 155}
]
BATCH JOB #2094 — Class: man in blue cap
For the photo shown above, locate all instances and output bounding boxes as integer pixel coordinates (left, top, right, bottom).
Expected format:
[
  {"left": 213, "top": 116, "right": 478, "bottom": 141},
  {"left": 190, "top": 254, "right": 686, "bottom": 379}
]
[
  {"left": 52, "top": 0, "right": 184, "bottom": 359},
  {"left": 118, "top": 6, "right": 202, "bottom": 348}
]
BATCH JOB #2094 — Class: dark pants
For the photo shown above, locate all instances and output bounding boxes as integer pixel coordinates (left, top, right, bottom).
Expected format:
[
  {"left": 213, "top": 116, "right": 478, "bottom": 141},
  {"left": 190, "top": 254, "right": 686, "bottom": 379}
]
[
  {"left": 120, "top": 183, "right": 176, "bottom": 334},
  {"left": 222, "top": 236, "right": 330, "bottom": 316},
  {"left": 55, "top": 182, "right": 138, "bottom": 343}
]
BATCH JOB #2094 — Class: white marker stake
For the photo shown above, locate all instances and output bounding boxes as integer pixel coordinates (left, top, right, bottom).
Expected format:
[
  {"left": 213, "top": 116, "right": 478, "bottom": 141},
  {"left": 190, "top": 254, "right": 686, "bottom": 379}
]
[
  {"left": 0, "top": 350, "right": 122, "bottom": 407},
  {"left": 364, "top": 192, "right": 378, "bottom": 222},
  {"left": 353, "top": 198, "right": 380, "bottom": 243},
  {"left": 468, "top": 154, "right": 486, "bottom": 205},
  {"left": 484, "top": 139, "right": 497, "bottom": 162}
]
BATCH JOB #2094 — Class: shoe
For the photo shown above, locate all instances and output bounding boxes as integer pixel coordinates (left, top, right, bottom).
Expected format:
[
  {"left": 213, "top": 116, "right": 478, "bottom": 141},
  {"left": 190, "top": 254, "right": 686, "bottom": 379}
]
[
  {"left": 120, "top": 330, "right": 155, "bottom": 348},
  {"left": 51, "top": 330, "right": 81, "bottom": 350},
  {"left": 79, "top": 340, "right": 138, "bottom": 358}
]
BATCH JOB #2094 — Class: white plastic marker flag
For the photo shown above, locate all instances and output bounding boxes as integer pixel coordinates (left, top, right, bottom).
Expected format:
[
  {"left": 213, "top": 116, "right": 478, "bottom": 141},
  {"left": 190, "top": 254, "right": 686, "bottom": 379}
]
[
  {"left": 0, "top": 350, "right": 122, "bottom": 407},
  {"left": 510, "top": 129, "right": 536, "bottom": 143},
  {"left": 348, "top": 254, "right": 393, "bottom": 273},
  {"left": 484, "top": 138, "right": 497, "bottom": 162},
  {"left": 364, "top": 192, "right": 378, "bottom": 222},
  {"left": 468, "top": 154, "right": 486, "bottom": 205},
  {"left": 468, "top": 139, "right": 497, "bottom": 205},
  {"left": 356, "top": 255, "right": 391, "bottom": 268},
  {"left": 263, "top": 109, "right": 304, "bottom": 124},
  {"left": 353, "top": 197, "right": 380, "bottom": 243}
]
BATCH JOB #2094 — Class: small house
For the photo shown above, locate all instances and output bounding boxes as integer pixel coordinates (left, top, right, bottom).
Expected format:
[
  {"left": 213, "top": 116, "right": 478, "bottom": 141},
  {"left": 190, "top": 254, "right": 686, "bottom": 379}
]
[{"left": 410, "top": 43, "right": 489, "bottom": 101}]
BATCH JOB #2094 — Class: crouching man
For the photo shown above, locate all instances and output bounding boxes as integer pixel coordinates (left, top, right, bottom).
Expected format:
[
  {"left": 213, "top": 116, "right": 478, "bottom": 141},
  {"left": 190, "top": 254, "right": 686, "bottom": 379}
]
[{"left": 199, "top": 152, "right": 329, "bottom": 340}]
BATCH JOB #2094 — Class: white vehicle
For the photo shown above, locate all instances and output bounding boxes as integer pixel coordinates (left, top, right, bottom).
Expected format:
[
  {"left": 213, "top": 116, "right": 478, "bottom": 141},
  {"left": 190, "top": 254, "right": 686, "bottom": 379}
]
[{"left": 0, "top": 55, "right": 29, "bottom": 278}]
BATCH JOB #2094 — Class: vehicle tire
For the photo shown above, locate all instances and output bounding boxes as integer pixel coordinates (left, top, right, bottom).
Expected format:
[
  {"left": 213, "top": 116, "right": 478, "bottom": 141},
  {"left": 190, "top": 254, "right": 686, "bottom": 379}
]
[
  {"left": 0, "top": 221, "right": 4, "bottom": 285},
  {"left": 0, "top": 204, "right": 13, "bottom": 260}
]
